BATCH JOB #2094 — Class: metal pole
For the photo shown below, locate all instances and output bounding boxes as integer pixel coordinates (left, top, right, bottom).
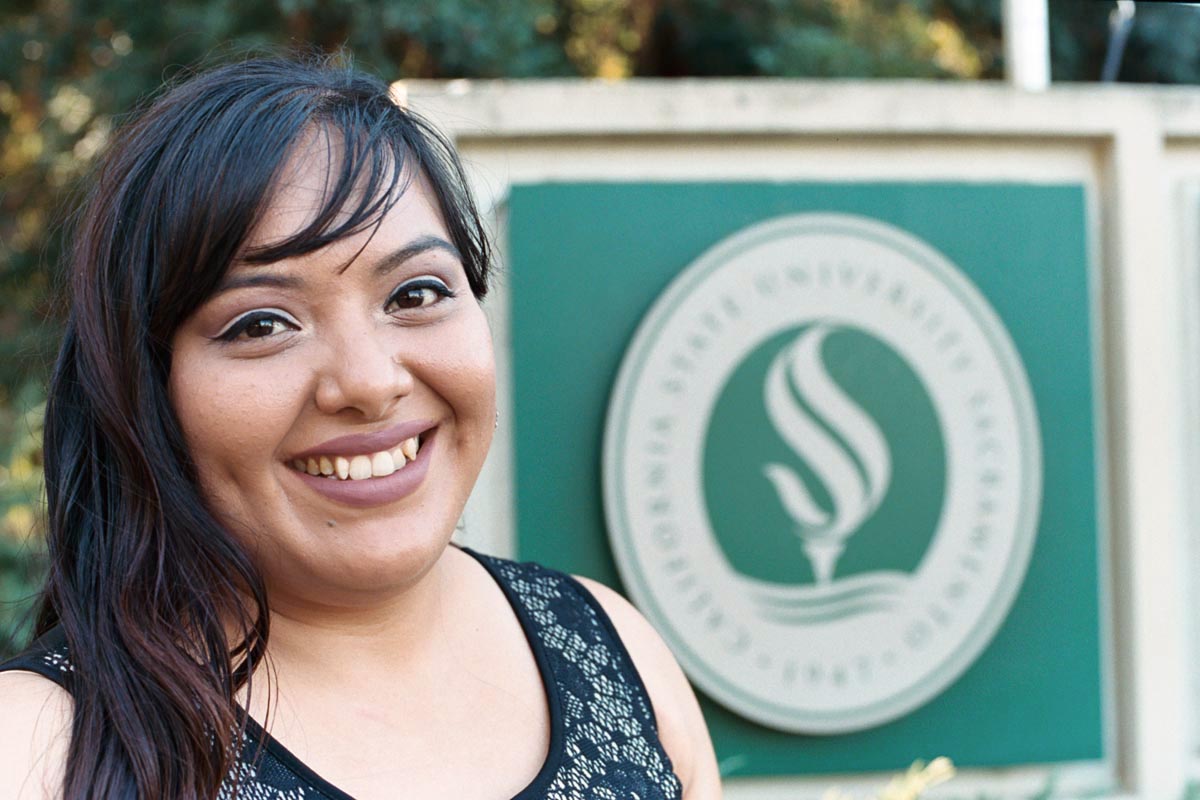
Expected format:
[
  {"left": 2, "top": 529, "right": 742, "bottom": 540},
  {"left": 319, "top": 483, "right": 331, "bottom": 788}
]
[
  {"left": 1002, "top": 0, "right": 1051, "bottom": 91},
  {"left": 1101, "top": 1, "right": 1137, "bottom": 83}
]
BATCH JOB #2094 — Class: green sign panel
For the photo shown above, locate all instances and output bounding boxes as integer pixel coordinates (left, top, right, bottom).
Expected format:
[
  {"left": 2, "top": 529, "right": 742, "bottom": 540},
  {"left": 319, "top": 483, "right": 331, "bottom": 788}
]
[{"left": 507, "top": 182, "right": 1103, "bottom": 776}]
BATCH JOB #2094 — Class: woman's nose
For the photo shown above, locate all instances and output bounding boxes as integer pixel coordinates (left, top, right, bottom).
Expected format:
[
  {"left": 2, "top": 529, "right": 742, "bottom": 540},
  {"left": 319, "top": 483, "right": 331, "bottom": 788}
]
[{"left": 313, "top": 323, "right": 415, "bottom": 420}]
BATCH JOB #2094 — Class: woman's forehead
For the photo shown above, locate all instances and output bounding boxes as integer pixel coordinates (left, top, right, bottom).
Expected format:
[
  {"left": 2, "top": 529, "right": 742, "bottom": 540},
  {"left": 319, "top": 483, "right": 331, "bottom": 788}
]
[{"left": 246, "top": 141, "right": 437, "bottom": 257}]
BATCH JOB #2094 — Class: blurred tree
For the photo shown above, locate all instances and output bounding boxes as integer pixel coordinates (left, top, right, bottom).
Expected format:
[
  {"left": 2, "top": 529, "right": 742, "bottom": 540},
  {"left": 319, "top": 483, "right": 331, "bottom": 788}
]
[
  {"left": 639, "top": 0, "right": 988, "bottom": 78},
  {"left": 1049, "top": 0, "right": 1200, "bottom": 83},
  {"left": 0, "top": 0, "right": 1195, "bottom": 657},
  {"left": 633, "top": 0, "right": 1200, "bottom": 82},
  {"left": 0, "top": 379, "right": 43, "bottom": 655}
]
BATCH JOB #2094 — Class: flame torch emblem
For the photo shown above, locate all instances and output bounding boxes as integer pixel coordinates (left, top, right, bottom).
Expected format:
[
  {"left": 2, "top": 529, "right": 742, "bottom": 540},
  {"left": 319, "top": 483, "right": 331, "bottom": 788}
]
[{"left": 762, "top": 324, "right": 892, "bottom": 585}]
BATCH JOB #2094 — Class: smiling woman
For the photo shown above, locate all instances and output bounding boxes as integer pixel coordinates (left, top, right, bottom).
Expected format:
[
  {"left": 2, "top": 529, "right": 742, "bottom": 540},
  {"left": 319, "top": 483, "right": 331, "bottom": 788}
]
[
  {"left": 169, "top": 156, "right": 496, "bottom": 593},
  {"left": 0, "top": 54, "right": 718, "bottom": 799}
]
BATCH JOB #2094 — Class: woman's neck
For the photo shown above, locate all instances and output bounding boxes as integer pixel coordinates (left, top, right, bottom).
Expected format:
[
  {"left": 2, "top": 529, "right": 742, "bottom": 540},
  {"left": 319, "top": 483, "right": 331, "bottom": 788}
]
[{"left": 239, "top": 544, "right": 470, "bottom": 710}]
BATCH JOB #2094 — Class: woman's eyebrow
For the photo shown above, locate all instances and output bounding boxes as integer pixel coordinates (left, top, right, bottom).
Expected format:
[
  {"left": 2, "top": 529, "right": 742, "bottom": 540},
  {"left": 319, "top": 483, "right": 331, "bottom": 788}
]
[
  {"left": 370, "top": 234, "right": 462, "bottom": 278},
  {"left": 212, "top": 272, "right": 304, "bottom": 296}
]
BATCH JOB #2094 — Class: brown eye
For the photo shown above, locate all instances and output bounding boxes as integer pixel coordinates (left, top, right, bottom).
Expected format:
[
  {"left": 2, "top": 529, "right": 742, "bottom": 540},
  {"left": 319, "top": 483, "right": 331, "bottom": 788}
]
[
  {"left": 246, "top": 318, "right": 281, "bottom": 338},
  {"left": 216, "top": 311, "right": 297, "bottom": 343},
  {"left": 392, "top": 287, "right": 439, "bottom": 309},
  {"left": 386, "top": 278, "right": 454, "bottom": 313}
]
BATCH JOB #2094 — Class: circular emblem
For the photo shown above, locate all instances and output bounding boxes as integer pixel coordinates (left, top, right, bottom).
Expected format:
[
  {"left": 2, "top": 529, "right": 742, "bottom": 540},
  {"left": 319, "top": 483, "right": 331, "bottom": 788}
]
[{"left": 603, "top": 213, "right": 1041, "bottom": 733}]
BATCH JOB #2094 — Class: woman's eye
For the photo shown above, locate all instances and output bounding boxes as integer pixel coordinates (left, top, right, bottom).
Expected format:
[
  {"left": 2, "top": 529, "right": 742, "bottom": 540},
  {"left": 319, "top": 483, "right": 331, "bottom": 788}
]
[
  {"left": 216, "top": 312, "right": 296, "bottom": 343},
  {"left": 386, "top": 278, "right": 455, "bottom": 312}
]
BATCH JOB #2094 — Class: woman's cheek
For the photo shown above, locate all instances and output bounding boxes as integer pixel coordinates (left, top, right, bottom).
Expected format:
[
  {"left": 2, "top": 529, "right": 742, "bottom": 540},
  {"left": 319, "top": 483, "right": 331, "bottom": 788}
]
[
  {"left": 174, "top": 351, "right": 309, "bottom": 482},
  {"left": 212, "top": 365, "right": 296, "bottom": 426},
  {"left": 461, "top": 312, "right": 497, "bottom": 395},
  {"left": 423, "top": 314, "right": 495, "bottom": 410}
]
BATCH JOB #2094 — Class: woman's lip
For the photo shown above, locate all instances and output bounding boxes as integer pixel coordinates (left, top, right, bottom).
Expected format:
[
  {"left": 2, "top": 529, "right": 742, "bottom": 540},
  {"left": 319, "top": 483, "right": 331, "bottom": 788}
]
[
  {"left": 288, "top": 419, "right": 435, "bottom": 462},
  {"left": 289, "top": 429, "right": 435, "bottom": 508}
]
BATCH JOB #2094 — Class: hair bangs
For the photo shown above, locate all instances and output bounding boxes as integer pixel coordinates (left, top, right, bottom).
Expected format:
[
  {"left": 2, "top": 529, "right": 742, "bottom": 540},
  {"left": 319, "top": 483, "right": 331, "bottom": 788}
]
[{"left": 241, "top": 112, "right": 415, "bottom": 267}]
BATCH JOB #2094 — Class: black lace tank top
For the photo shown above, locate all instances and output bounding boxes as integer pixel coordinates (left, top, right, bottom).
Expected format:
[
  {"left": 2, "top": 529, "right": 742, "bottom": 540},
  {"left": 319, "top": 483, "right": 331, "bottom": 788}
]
[{"left": 0, "top": 547, "right": 684, "bottom": 799}]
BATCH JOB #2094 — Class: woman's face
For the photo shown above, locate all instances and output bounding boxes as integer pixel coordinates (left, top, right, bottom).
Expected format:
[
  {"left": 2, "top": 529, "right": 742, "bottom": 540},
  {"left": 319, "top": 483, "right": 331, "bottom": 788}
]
[{"left": 168, "top": 153, "right": 495, "bottom": 602}]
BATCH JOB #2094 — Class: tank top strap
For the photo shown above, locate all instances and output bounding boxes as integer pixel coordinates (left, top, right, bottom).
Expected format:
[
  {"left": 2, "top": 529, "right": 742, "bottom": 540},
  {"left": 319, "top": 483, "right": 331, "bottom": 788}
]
[
  {"left": 0, "top": 625, "right": 75, "bottom": 690},
  {"left": 463, "top": 546, "right": 683, "bottom": 800}
]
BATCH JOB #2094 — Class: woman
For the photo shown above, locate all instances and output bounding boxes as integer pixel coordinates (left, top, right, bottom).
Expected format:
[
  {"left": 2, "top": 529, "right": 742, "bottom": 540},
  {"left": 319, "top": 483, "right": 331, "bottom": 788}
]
[{"left": 0, "top": 55, "right": 720, "bottom": 799}]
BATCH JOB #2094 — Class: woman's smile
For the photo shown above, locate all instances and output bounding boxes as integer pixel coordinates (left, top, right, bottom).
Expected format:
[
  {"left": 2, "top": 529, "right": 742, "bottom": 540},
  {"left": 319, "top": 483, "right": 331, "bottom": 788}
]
[
  {"left": 287, "top": 416, "right": 433, "bottom": 480},
  {"left": 286, "top": 424, "right": 437, "bottom": 508}
]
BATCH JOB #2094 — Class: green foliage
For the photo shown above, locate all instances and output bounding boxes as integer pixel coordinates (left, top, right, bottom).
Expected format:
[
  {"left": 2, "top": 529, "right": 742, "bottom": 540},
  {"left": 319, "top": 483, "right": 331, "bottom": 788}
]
[
  {"left": 1049, "top": 0, "right": 1200, "bottom": 83},
  {"left": 0, "top": 378, "right": 46, "bottom": 657},
  {"left": 638, "top": 0, "right": 990, "bottom": 79},
  {"left": 0, "top": 533, "right": 45, "bottom": 658}
]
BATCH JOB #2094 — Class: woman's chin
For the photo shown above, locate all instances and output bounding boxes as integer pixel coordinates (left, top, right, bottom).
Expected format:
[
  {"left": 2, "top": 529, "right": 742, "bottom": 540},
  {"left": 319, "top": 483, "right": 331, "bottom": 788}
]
[{"left": 290, "top": 531, "right": 453, "bottom": 599}]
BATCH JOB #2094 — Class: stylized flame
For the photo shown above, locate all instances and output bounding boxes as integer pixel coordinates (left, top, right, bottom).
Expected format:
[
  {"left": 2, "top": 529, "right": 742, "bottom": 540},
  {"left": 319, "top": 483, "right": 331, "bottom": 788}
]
[{"left": 761, "top": 325, "right": 892, "bottom": 584}]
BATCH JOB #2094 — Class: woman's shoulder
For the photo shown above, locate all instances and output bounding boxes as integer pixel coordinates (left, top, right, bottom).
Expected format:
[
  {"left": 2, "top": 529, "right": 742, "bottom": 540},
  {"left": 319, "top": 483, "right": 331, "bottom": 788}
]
[
  {"left": 459, "top": 546, "right": 721, "bottom": 797},
  {"left": 569, "top": 574, "right": 722, "bottom": 799},
  {"left": 0, "top": 669, "right": 72, "bottom": 799}
]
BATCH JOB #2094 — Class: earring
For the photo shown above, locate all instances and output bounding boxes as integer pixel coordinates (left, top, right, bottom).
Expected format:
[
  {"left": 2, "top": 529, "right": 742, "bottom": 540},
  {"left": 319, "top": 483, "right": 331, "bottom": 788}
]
[{"left": 494, "top": 410, "right": 500, "bottom": 430}]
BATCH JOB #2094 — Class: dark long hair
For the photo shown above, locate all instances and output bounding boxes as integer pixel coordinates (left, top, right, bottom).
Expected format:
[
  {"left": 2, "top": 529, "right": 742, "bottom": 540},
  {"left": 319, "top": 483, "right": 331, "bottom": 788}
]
[{"left": 35, "top": 52, "right": 492, "bottom": 798}]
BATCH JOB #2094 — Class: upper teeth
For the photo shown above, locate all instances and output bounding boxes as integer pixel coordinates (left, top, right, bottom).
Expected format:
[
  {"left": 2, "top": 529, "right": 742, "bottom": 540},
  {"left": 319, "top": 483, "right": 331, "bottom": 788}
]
[{"left": 292, "top": 436, "right": 421, "bottom": 480}]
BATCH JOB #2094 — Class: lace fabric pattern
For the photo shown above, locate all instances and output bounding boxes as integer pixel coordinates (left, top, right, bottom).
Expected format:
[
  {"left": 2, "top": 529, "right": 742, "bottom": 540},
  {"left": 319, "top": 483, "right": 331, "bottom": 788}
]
[
  {"left": 480, "top": 554, "right": 684, "bottom": 800},
  {"left": 217, "top": 736, "right": 324, "bottom": 800}
]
